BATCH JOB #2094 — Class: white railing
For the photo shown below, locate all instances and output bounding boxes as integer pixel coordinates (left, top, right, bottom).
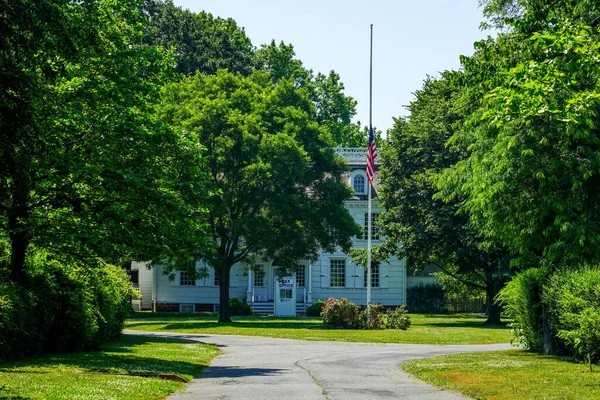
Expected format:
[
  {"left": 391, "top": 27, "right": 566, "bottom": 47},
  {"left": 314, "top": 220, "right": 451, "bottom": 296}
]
[{"left": 334, "top": 148, "right": 367, "bottom": 164}]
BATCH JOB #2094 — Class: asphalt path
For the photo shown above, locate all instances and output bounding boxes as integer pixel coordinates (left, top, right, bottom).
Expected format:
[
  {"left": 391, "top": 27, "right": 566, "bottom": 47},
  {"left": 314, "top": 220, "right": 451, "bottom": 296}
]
[{"left": 123, "top": 330, "right": 510, "bottom": 400}]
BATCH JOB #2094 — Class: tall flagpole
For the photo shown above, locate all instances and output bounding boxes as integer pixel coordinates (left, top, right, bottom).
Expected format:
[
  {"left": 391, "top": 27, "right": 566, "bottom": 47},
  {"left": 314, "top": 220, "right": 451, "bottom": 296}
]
[{"left": 367, "top": 24, "right": 373, "bottom": 320}]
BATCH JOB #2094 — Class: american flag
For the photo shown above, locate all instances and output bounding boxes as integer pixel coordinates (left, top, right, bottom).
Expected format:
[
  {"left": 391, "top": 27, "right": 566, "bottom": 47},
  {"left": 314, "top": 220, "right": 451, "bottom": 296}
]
[{"left": 366, "top": 126, "right": 377, "bottom": 184}]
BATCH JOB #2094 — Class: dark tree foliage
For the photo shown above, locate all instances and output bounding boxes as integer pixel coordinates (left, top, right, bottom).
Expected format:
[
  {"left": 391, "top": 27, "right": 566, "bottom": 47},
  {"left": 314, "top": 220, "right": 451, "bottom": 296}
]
[
  {"left": 159, "top": 70, "right": 361, "bottom": 322},
  {"left": 378, "top": 73, "right": 511, "bottom": 324},
  {"left": 0, "top": 0, "right": 210, "bottom": 284},
  {"left": 142, "top": 0, "right": 254, "bottom": 76}
]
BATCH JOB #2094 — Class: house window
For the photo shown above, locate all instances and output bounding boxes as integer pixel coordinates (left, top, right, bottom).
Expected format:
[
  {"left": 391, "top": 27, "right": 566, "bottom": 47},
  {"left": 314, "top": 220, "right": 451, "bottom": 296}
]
[
  {"left": 363, "top": 213, "right": 380, "bottom": 240},
  {"left": 180, "top": 303, "right": 195, "bottom": 313},
  {"left": 214, "top": 270, "right": 219, "bottom": 286},
  {"left": 353, "top": 174, "right": 366, "bottom": 194},
  {"left": 253, "top": 265, "right": 265, "bottom": 287},
  {"left": 180, "top": 271, "right": 195, "bottom": 286},
  {"left": 330, "top": 259, "right": 346, "bottom": 287},
  {"left": 364, "top": 263, "right": 380, "bottom": 288},
  {"left": 296, "top": 265, "right": 306, "bottom": 288}
]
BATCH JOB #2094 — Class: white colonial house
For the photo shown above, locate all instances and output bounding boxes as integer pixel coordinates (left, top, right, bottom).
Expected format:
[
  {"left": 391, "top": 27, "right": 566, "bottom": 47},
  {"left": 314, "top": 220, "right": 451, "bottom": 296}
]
[{"left": 132, "top": 148, "right": 419, "bottom": 315}]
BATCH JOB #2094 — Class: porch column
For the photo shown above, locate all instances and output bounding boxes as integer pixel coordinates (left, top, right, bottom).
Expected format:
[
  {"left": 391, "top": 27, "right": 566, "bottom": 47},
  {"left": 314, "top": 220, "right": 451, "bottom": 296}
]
[
  {"left": 246, "top": 267, "right": 253, "bottom": 303},
  {"left": 307, "top": 261, "right": 313, "bottom": 303}
]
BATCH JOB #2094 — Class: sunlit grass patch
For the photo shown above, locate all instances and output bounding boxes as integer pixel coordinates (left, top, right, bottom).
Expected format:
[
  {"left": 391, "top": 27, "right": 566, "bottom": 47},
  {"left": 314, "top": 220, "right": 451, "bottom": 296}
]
[
  {"left": 403, "top": 350, "right": 600, "bottom": 400},
  {"left": 125, "top": 313, "right": 510, "bottom": 344},
  {"left": 0, "top": 335, "right": 220, "bottom": 400}
]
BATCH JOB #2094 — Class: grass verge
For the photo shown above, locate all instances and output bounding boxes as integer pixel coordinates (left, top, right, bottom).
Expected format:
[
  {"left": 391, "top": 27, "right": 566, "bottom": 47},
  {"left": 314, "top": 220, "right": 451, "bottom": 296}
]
[
  {"left": 403, "top": 350, "right": 600, "bottom": 400},
  {"left": 125, "top": 313, "right": 509, "bottom": 344},
  {"left": 0, "top": 334, "right": 219, "bottom": 400}
]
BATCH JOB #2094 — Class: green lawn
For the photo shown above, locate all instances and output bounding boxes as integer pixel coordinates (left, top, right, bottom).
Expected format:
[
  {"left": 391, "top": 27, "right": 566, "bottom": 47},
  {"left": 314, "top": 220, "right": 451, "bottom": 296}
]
[
  {"left": 0, "top": 335, "right": 219, "bottom": 400},
  {"left": 403, "top": 350, "right": 600, "bottom": 400},
  {"left": 125, "top": 313, "right": 510, "bottom": 345}
]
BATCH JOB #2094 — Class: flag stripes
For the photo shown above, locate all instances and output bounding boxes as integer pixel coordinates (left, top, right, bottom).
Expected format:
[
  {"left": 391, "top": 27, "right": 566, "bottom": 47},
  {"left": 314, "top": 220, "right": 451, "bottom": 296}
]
[{"left": 366, "top": 126, "right": 377, "bottom": 184}]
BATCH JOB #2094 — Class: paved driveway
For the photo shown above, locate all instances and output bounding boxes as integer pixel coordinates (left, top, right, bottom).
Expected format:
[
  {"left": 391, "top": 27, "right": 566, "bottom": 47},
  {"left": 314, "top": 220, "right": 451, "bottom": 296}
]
[{"left": 123, "top": 330, "right": 510, "bottom": 400}]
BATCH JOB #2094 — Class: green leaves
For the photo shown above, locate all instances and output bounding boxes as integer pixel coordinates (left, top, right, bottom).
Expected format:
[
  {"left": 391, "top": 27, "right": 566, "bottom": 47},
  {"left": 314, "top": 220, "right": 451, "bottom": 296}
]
[
  {"left": 439, "top": 18, "right": 600, "bottom": 270},
  {"left": 0, "top": 0, "right": 212, "bottom": 282},
  {"left": 158, "top": 69, "right": 360, "bottom": 269}
]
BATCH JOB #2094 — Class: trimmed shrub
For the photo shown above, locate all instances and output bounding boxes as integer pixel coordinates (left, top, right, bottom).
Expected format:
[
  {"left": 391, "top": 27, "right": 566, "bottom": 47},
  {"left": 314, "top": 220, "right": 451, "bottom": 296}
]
[
  {"left": 385, "top": 305, "right": 411, "bottom": 330},
  {"left": 545, "top": 267, "right": 600, "bottom": 369},
  {"left": 305, "top": 299, "right": 325, "bottom": 316},
  {"left": 497, "top": 268, "right": 547, "bottom": 352},
  {"left": 89, "top": 263, "right": 133, "bottom": 345},
  {"left": 0, "top": 251, "right": 133, "bottom": 360},
  {"left": 0, "top": 283, "right": 45, "bottom": 360},
  {"left": 229, "top": 298, "right": 253, "bottom": 316},
  {"left": 406, "top": 283, "right": 446, "bottom": 313},
  {"left": 321, "top": 297, "right": 361, "bottom": 329}
]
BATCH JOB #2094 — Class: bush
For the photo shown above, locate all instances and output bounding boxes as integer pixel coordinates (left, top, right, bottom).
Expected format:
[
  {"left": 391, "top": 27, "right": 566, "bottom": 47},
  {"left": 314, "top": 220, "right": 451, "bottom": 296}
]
[
  {"left": 0, "top": 251, "right": 133, "bottom": 360},
  {"left": 321, "top": 298, "right": 411, "bottom": 330},
  {"left": 497, "top": 268, "right": 547, "bottom": 352},
  {"left": 89, "top": 263, "right": 133, "bottom": 345},
  {"left": 0, "top": 283, "right": 44, "bottom": 360},
  {"left": 545, "top": 267, "right": 600, "bottom": 369},
  {"left": 386, "top": 305, "right": 411, "bottom": 330},
  {"left": 321, "top": 297, "right": 361, "bottom": 329},
  {"left": 356, "top": 303, "right": 386, "bottom": 330},
  {"left": 229, "top": 298, "right": 253, "bottom": 316},
  {"left": 305, "top": 299, "right": 325, "bottom": 316},
  {"left": 406, "top": 284, "right": 446, "bottom": 313}
]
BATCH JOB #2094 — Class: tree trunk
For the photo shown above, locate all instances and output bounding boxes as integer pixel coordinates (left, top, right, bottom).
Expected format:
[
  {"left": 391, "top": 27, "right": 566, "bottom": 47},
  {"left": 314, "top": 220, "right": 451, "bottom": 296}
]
[
  {"left": 8, "top": 179, "right": 30, "bottom": 284},
  {"left": 542, "top": 304, "right": 554, "bottom": 355},
  {"left": 217, "top": 263, "right": 232, "bottom": 323},
  {"left": 485, "top": 291, "right": 502, "bottom": 325},
  {"left": 484, "top": 273, "right": 502, "bottom": 325}
]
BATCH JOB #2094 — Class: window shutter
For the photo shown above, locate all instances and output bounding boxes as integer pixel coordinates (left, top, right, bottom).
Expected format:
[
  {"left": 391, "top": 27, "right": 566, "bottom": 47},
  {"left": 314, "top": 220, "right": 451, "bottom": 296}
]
[
  {"left": 356, "top": 265, "right": 365, "bottom": 288},
  {"left": 345, "top": 262, "right": 355, "bottom": 288},
  {"left": 230, "top": 265, "right": 239, "bottom": 287},
  {"left": 320, "top": 258, "right": 329, "bottom": 288},
  {"left": 380, "top": 263, "right": 389, "bottom": 288},
  {"left": 171, "top": 272, "right": 180, "bottom": 287},
  {"left": 195, "top": 261, "right": 206, "bottom": 287}
]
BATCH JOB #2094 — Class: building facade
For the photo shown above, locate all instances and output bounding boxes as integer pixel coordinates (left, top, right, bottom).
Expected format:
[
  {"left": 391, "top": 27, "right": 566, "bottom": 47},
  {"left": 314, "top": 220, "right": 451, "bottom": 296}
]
[{"left": 132, "top": 148, "right": 409, "bottom": 314}]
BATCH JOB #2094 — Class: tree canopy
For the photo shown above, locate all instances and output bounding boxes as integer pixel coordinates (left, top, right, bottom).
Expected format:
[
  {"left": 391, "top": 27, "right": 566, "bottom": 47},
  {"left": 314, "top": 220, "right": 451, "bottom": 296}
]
[
  {"left": 437, "top": 8, "right": 600, "bottom": 272},
  {"left": 158, "top": 70, "right": 361, "bottom": 322},
  {"left": 0, "top": 0, "right": 211, "bottom": 283},
  {"left": 142, "top": 0, "right": 254, "bottom": 76},
  {"left": 378, "top": 72, "right": 511, "bottom": 324}
]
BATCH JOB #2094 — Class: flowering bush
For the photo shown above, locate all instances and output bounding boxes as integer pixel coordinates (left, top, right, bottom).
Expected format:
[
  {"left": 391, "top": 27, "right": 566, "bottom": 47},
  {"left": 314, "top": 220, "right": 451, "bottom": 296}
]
[
  {"left": 357, "top": 303, "right": 386, "bottom": 330},
  {"left": 321, "top": 298, "right": 411, "bottom": 330},
  {"left": 321, "top": 297, "right": 361, "bottom": 329}
]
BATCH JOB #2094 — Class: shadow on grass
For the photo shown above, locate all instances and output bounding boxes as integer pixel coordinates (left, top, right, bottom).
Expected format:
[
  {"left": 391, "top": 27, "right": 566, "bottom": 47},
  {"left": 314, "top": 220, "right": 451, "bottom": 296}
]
[
  {"left": 0, "top": 335, "right": 205, "bottom": 377},
  {"left": 420, "top": 321, "right": 509, "bottom": 329},
  {"left": 127, "top": 320, "right": 322, "bottom": 331}
]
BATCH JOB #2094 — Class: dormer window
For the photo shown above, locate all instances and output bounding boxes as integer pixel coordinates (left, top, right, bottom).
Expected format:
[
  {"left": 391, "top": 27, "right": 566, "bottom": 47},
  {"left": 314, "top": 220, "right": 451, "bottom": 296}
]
[{"left": 350, "top": 170, "right": 367, "bottom": 195}]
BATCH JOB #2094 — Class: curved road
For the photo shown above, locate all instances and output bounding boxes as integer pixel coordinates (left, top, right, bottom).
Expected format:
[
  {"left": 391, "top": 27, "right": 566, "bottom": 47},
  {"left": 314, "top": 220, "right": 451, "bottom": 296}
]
[{"left": 124, "top": 330, "right": 510, "bottom": 400}]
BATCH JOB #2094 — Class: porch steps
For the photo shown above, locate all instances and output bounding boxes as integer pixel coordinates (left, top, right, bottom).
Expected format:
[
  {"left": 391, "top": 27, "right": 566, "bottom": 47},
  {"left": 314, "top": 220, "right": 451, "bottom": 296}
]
[{"left": 251, "top": 302, "right": 309, "bottom": 315}]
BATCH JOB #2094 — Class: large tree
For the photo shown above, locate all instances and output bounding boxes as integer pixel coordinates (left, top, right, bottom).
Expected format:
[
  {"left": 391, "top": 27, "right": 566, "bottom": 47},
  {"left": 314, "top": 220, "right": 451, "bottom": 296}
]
[
  {"left": 0, "top": 0, "right": 210, "bottom": 283},
  {"left": 141, "top": 0, "right": 254, "bottom": 76},
  {"left": 254, "top": 40, "right": 366, "bottom": 146},
  {"left": 438, "top": 15, "right": 600, "bottom": 273},
  {"left": 378, "top": 73, "right": 511, "bottom": 324},
  {"left": 158, "top": 70, "right": 361, "bottom": 322},
  {"left": 434, "top": 0, "right": 600, "bottom": 350}
]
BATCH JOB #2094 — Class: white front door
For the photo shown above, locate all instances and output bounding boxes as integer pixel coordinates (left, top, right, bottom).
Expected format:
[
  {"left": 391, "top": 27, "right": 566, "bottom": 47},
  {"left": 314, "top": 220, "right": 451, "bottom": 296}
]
[{"left": 274, "top": 276, "right": 296, "bottom": 316}]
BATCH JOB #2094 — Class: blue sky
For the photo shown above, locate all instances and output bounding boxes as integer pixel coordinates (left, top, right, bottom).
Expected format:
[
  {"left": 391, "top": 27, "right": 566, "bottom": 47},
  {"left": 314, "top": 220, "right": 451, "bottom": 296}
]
[{"left": 174, "top": 1, "right": 496, "bottom": 134}]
